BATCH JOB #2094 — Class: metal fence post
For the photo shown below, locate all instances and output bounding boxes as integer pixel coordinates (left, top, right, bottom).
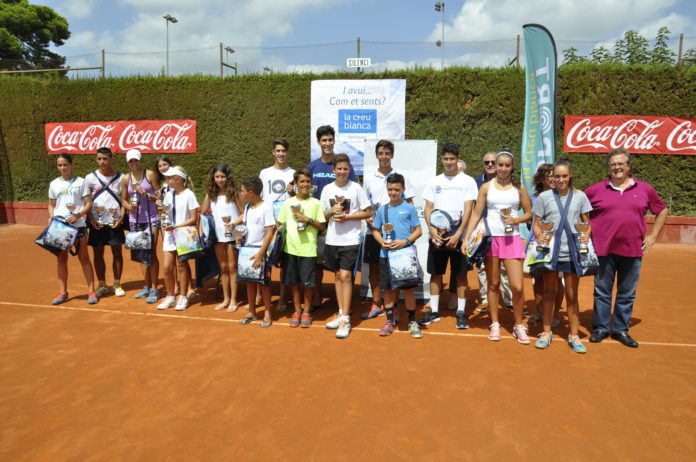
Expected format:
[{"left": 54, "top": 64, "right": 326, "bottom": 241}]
[
  {"left": 219, "top": 43, "right": 224, "bottom": 77},
  {"left": 357, "top": 37, "right": 361, "bottom": 73},
  {"left": 678, "top": 33, "right": 684, "bottom": 65},
  {"left": 101, "top": 50, "right": 105, "bottom": 78},
  {"left": 516, "top": 35, "right": 520, "bottom": 67}
]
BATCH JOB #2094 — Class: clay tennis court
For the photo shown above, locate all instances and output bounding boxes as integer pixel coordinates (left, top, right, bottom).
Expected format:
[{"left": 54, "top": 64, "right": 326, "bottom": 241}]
[{"left": 1, "top": 223, "right": 695, "bottom": 461}]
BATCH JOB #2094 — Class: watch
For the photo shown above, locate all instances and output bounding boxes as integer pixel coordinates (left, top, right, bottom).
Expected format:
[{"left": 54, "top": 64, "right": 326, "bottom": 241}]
[{"left": 307, "top": 219, "right": 315, "bottom": 226}]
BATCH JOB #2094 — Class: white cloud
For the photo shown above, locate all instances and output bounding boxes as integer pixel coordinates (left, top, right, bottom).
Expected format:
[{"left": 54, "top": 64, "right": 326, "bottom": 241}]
[
  {"left": 57, "top": 0, "right": 101, "bottom": 19},
  {"left": 430, "top": 0, "right": 687, "bottom": 42}
]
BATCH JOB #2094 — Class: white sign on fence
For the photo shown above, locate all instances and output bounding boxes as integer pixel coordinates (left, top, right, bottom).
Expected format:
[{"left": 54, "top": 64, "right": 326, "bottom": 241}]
[{"left": 346, "top": 57, "right": 371, "bottom": 68}]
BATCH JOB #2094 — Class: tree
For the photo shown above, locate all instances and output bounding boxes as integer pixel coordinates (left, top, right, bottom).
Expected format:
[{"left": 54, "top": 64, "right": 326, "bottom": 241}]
[
  {"left": 562, "top": 47, "right": 586, "bottom": 65},
  {"left": 613, "top": 30, "right": 650, "bottom": 64},
  {"left": 590, "top": 46, "right": 613, "bottom": 64},
  {"left": 651, "top": 26, "right": 676, "bottom": 65},
  {"left": 0, "top": 0, "right": 70, "bottom": 71}
]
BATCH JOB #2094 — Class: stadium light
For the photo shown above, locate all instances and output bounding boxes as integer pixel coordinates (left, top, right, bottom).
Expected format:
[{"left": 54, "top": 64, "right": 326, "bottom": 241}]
[{"left": 164, "top": 15, "right": 178, "bottom": 76}]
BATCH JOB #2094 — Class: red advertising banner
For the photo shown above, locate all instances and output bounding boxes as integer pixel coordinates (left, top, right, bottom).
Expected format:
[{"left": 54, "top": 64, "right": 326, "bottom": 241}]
[
  {"left": 45, "top": 120, "right": 197, "bottom": 154},
  {"left": 564, "top": 115, "right": 696, "bottom": 155}
]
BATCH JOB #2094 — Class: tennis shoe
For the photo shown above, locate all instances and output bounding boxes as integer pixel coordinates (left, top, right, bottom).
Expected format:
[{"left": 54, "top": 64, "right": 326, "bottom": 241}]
[
  {"left": 146, "top": 289, "right": 159, "bottom": 304},
  {"left": 360, "top": 303, "right": 384, "bottom": 319},
  {"left": 568, "top": 335, "right": 587, "bottom": 354},
  {"left": 157, "top": 296, "right": 176, "bottom": 310},
  {"left": 175, "top": 296, "right": 189, "bottom": 311},
  {"left": 456, "top": 311, "right": 468, "bottom": 329},
  {"left": 52, "top": 292, "right": 68, "bottom": 305},
  {"left": 289, "top": 312, "right": 301, "bottom": 328},
  {"left": 95, "top": 285, "right": 108, "bottom": 297},
  {"left": 336, "top": 319, "right": 351, "bottom": 339},
  {"left": 113, "top": 284, "right": 126, "bottom": 297},
  {"left": 408, "top": 321, "right": 423, "bottom": 339},
  {"left": 87, "top": 292, "right": 98, "bottom": 305},
  {"left": 326, "top": 313, "right": 341, "bottom": 329},
  {"left": 512, "top": 324, "right": 530, "bottom": 344},
  {"left": 300, "top": 313, "right": 312, "bottom": 328},
  {"left": 379, "top": 321, "right": 395, "bottom": 337},
  {"left": 134, "top": 286, "right": 150, "bottom": 299},
  {"left": 488, "top": 322, "right": 501, "bottom": 341},
  {"left": 535, "top": 332, "right": 553, "bottom": 349},
  {"left": 418, "top": 310, "right": 440, "bottom": 326}
]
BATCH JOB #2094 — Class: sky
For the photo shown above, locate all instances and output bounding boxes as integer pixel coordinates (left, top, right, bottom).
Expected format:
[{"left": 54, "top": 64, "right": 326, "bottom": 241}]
[{"left": 38, "top": 0, "right": 696, "bottom": 77}]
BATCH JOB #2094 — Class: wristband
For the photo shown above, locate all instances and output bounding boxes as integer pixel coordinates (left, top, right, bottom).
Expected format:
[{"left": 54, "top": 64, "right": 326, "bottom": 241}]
[{"left": 405, "top": 238, "right": 413, "bottom": 246}]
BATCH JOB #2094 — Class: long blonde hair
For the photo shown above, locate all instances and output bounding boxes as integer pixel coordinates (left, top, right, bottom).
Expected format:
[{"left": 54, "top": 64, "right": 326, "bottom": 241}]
[{"left": 170, "top": 165, "right": 194, "bottom": 191}]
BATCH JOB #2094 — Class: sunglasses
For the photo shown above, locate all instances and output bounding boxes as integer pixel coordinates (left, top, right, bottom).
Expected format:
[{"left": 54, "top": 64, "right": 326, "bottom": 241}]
[{"left": 484, "top": 161, "right": 496, "bottom": 166}]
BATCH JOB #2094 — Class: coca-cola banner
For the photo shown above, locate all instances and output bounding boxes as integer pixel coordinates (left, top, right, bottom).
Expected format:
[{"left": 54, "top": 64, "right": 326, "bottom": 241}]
[
  {"left": 564, "top": 115, "right": 696, "bottom": 155},
  {"left": 45, "top": 120, "right": 197, "bottom": 154}
]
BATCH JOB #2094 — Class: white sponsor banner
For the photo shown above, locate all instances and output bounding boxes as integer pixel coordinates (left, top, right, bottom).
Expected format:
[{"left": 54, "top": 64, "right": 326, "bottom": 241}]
[
  {"left": 310, "top": 79, "right": 406, "bottom": 175},
  {"left": 359, "top": 139, "right": 437, "bottom": 303}
]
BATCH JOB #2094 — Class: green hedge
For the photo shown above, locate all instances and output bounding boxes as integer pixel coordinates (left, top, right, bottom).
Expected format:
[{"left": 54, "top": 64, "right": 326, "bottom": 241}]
[{"left": 1, "top": 65, "right": 695, "bottom": 214}]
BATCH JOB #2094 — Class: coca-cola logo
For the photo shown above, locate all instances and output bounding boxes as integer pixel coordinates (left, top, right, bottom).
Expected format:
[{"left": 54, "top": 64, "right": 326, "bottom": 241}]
[
  {"left": 564, "top": 115, "right": 696, "bottom": 155},
  {"left": 45, "top": 120, "right": 197, "bottom": 154}
]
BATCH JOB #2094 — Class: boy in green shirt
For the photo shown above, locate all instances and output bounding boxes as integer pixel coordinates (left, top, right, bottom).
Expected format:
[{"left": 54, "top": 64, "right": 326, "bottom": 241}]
[{"left": 277, "top": 168, "right": 326, "bottom": 327}]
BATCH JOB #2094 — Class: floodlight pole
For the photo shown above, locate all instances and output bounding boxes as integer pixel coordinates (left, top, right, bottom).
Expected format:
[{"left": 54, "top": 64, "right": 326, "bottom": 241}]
[
  {"left": 164, "top": 14, "right": 178, "bottom": 76},
  {"left": 435, "top": 3, "right": 445, "bottom": 70}
]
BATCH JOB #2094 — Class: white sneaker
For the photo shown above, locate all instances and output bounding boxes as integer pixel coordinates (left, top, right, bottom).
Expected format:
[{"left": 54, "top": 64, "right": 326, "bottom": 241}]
[
  {"left": 326, "top": 313, "right": 341, "bottom": 330},
  {"left": 113, "top": 284, "right": 126, "bottom": 297},
  {"left": 157, "top": 296, "right": 176, "bottom": 310},
  {"left": 336, "top": 319, "right": 351, "bottom": 339},
  {"left": 175, "top": 296, "right": 189, "bottom": 311}
]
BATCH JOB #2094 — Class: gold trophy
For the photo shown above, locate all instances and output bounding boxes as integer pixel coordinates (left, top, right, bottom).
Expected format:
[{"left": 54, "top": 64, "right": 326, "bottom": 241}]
[
  {"left": 234, "top": 225, "right": 247, "bottom": 249},
  {"left": 65, "top": 200, "right": 76, "bottom": 218},
  {"left": 575, "top": 222, "right": 590, "bottom": 254},
  {"left": 383, "top": 222, "right": 394, "bottom": 244},
  {"left": 500, "top": 208, "right": 513, "bottom": 233},
  {"left": 536, "top": 220, "right": 554, "bottom": 252},
  {"left": 221, "top": 216, "right": 233, "bottom": 238}
]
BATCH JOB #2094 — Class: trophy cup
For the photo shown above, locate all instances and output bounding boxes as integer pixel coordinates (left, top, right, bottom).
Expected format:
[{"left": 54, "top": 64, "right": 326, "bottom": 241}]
[
  {"left": 291, "top": 205, "right": 306, "bottom": 231},
  {"left": 130, "top": 191, "right": 140, "bottom": 207},
  {"left": 536, "top": 220, "right": 554, "bottom": 252},
  {"left": 309, "top": 185, "right": 318, "bottom": 196},
  {"left": 221, "top": 216, "right": 233, "bottom": 238},
  {"left": 65, "top": 200, "right": 76, "bottom": 218},
  {"left": 234, "top": 225, "right": 247, "bottom": 249},
  {"left": 156, "top": 192, "right": 164, "bottom": 214},
  {"left": 500, "top": 208, "right": 513, "bottom": 233},
  {"left": 334, "top": 195, "right": 346, "bottom": 219},
  {"left": 383, "top": 223, "right": 394, "bottom": 244},
  {"left": 107, "top": 207, "right": 118, "bottom": 227},
  {"left": 161, "top": 204, "right": 172, "bottom": 228},
  {"left": 95, "top": 205, "right": 107, "bottom": 227},
  {"left": 575, "top": 222, "right": 590, "bottom": 254}
]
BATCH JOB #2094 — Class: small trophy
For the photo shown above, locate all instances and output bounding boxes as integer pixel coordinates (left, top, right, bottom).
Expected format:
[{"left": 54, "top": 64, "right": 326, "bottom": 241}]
[
  {"left": 500, "top": 208, "right": 513, "bottom": 233},
  {"left": 130, "top": 191, "right": 140, "bottom": 207},
  {"left": 65, "top": 200, "right": 76, "bottom": 218},
  {"left": 309, "top": 185, "right": 318, "bottom": 196},
  {"left": 161, "top": 205, "right": 172, "bottom": 228},
  {"left": 234, "top": 225, "right": 247, "bottom": 249},
  {"left": 156, "top": 192, "right": 164, "bottom": 213},
  {"left": 575, "top": 222, "right": 590, "bottom": 254},
  {"left": 334, "top": 195, "right": 346, "bottom": 217},
  {"left": 221, "top": 216, "right": 233, "bottom": 238},
  {"left": 291, "top": 204, "right": 306, "bottom": 232},
  {"left": 536, "top": 220, "right": 554, "bottom": 252},
  {"left": 95, "top": 205, "right": 108, "bottom": 226},
  {"left": 107, "top": 207, "right": 118, "bottom": 227},
  {"left": 383, "top": 223, "right": 394, "bottom": 244}
]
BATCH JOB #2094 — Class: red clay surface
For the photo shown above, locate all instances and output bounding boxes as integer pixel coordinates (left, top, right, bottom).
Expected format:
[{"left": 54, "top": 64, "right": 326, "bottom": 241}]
[{"left": 1, "top": 224, "right": 695, "bottom": 461}]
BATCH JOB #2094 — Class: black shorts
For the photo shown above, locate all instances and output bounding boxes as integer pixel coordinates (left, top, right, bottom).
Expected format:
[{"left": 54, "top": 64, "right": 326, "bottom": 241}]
[
  {"left": 76, "top": 226, "right": 87, "bottom": 239},
  {"left": 426, "top": 240, "right": 471, "bottom": 276},
  {"left": 87, "top": 222, "right": 126, "bottom": 246},
  {"left": 363, "top": 233, "right": 381, "bottom": 264},
  {"left": 283, "top": 255, "right": 317, "bottom": 287},
  {"left": 323, "top": 244, "right": 360, "bottom": 272}
]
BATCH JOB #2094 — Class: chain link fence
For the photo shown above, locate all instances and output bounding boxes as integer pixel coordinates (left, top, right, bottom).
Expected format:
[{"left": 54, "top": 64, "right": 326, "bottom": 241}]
[{"left": 2, "top": 35, "right": 695, "bottom": 79}]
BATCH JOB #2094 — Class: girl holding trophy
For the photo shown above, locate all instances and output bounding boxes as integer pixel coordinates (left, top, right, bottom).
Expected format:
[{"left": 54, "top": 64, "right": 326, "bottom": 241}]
[
  {"left": 47, "top": 153, "right": 98, "bottom": 305},
  {"left": 157, "top": 166, "right": 200, "bottom": 311},
  {"left": 532, "top": 158, "right": 592, "bottom": 353},
  {"left": 121, "top": 149, "right": 161, "bottom": 304},
  {"left": 200, "top": 163, "right": 244, "bottom": 312},
  {"left": 462, "top": 150, "right": 532, "bottom": 344}
]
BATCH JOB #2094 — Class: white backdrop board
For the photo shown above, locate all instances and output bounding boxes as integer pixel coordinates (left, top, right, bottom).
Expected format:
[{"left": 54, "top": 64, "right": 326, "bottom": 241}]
[
  {"left": 359, "top": 139, "right": 437, "bottom": 303},
  {"left": 310, "top": 79, "right": 406, "bottom": 175}
]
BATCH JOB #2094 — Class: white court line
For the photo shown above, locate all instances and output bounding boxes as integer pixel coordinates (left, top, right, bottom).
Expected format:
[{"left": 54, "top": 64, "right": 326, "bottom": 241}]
[{"left": 2, "top": 300, "right": 696, "bottom": 348}]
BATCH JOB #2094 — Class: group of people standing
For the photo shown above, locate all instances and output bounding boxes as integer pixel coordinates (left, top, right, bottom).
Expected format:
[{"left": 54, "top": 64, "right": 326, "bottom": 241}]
[{"left": 46, "top": 124, "right": 668, "bottom": 350}]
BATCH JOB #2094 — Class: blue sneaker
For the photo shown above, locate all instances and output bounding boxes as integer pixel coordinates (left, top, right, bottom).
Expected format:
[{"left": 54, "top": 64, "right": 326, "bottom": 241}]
[
  {"left": 568, "top": 335, "right": 587, "bottom": 354},
  {"left": 134, "top": 286, "right": 150, "bottom": 299},
  {"left": 146, "top": 289, "right": 159, "bottom": 304},
  {"left": 87, "top": 291, "right": 98, "bottom": 305},
  {"left": 535, "top": 332, "right": 553, "bottom": 349}
]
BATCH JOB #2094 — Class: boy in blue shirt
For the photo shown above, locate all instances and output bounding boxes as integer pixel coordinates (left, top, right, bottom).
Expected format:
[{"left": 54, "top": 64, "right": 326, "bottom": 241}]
[{"left": 371, "top": 173, "right": 423, "bottom": 338}]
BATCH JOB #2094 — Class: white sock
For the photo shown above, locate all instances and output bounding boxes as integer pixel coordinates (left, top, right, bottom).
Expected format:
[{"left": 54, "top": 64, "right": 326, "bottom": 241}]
[
  {"left": 457, "top": 298, "right": 467, "bottom": 314},
  {"left": 341, "top": 315, "right": 350, "bottom": 323},
  {"left": 430, "top": 295, "right": 440, "bottom": 313}
]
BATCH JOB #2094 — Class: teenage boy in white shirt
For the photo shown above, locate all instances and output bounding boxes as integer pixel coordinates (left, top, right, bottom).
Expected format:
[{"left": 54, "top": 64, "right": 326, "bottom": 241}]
[
  {"left": 421, "top": 142, "right": 478, "bottom": 329},
  {"left": 320, "top": 154, "right": 371, "bottom": 339},
  {"left": 259, "top": 138, "right": 295, "bottom": 311},
  {"left": 84, "top": 147, "right": 126, "bottom": 297},
  {"left": 362, "top": 139, "right": 415, "bottom": 320}
]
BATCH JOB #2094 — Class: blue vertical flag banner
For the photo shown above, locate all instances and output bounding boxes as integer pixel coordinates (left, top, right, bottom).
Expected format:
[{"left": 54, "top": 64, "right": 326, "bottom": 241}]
[
  {"left": 520, "top": 24, "right": 557, "bottom": 193},
  {"left": 311, "top": 79, "right": 406, "bottom": 174}
]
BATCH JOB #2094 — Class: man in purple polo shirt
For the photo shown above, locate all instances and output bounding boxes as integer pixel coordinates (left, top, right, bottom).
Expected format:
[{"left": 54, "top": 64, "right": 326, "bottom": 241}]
[{"left": 585, "top": 148, "right": 668, "bottom": 348}]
